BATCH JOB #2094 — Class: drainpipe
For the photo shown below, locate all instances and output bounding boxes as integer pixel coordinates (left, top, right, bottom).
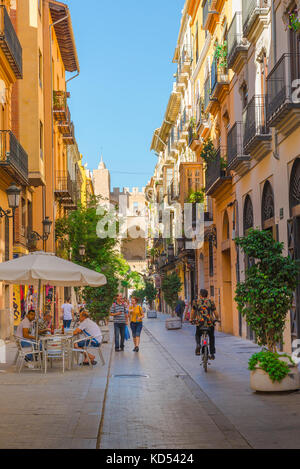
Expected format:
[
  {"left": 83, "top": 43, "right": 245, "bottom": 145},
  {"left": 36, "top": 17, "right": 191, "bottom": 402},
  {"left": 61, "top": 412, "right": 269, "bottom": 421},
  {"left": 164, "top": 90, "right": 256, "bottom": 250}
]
[
  {"left": 271, "top": 0, "right": 280, "bottom": 160},
  {"left": 66, "top": 71, "right": 80, "bottom": 85},
  {"left": 49, "top": 13, "right": 69, "bottom": 253}
]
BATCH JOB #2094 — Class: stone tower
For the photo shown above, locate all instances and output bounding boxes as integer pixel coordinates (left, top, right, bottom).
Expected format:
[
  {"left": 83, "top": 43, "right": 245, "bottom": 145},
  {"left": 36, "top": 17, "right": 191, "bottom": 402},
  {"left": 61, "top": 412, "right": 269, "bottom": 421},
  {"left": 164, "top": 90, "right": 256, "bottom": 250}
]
[{"left": 92, "top": 155, "right": 111, "bottom": 203}]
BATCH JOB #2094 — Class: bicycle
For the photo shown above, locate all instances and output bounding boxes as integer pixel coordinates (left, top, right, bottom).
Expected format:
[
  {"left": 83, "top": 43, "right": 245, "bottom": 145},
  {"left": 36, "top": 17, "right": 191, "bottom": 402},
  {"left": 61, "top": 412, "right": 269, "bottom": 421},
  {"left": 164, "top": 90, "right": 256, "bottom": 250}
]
[{"left": 193, "top": 319, "right": 220, "bottom": 372}]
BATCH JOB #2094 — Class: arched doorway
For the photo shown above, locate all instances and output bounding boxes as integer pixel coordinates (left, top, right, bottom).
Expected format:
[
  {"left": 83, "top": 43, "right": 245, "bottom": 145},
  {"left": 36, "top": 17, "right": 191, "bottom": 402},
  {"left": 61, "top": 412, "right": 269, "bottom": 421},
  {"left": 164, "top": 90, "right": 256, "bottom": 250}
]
[
  {"left": 243, "top": 194, "right": 254, "bottom": 340},
  {"left": 288, "top": 158, "right": 300, "bottom": 342},
  {"left": 221, "top": 211, "right": 233, "bottom": 334}
]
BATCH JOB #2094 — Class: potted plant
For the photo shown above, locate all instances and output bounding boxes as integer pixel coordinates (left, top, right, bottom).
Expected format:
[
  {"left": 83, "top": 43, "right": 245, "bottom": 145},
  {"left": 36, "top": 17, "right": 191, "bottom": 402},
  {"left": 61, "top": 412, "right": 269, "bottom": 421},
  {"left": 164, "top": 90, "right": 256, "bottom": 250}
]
[
  {"left": 187, "top": 189, "right": 205, "bottom": 204},
  {"left": 235, "top": 229, "right": 300, "bottom": 392},
  {"left": 144, "top": 281, "right": 158, "bottom": 318},
  {"left": 214, "top": 41, "right": 228, "bottom": 69},
  {"left": 286, "top": 9, "right": 300, "bottom": 32},
  {"left": 200, "top": 138, "right": 217, "bottom": 164},
  {"left": 220, "top": 156, "right": 228, "bottom": 174},
  {"left": 161, "top": 272, "right": 183, "bottom": 329}
]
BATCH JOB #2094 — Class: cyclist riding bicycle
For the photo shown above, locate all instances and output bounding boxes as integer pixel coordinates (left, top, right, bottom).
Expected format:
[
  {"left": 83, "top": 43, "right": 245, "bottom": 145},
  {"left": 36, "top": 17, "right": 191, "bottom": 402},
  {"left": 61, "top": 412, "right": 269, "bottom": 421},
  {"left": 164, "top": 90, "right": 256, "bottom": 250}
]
[{"left": 191, "top": 289, "right": 220, "bottom": 360}]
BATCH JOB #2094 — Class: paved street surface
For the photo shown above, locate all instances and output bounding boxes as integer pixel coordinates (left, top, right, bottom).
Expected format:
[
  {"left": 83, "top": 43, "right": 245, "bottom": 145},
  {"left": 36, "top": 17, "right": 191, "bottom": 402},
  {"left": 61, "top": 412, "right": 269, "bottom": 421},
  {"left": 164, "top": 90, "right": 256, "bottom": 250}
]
[
  {"left": 1, "top": 316, "right": 300, "bottom": 449},
  {"left": 0, "top": 340, "right": 112, "bottom": 449}
]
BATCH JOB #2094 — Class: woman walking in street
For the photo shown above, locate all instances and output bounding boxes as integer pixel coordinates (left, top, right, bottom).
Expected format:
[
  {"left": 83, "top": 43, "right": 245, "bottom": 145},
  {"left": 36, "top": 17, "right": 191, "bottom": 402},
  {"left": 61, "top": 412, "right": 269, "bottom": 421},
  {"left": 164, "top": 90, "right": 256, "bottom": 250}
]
[{"left": 129, "top": 297, "right": 144, "bottom": 352}]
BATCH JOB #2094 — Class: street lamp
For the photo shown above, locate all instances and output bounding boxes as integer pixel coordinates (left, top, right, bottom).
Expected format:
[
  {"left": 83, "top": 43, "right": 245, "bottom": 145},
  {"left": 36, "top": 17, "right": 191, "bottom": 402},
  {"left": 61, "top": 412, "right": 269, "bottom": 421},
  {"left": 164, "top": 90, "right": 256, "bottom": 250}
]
[
  {"left": 42, "top": 217, "right": 53, "bottom": 239},
  {"left": 27, "top": 216, "right": 53, "bottom": 252},
  {"left": 0, "top": 184, "right": 21, "bottom": 219}
]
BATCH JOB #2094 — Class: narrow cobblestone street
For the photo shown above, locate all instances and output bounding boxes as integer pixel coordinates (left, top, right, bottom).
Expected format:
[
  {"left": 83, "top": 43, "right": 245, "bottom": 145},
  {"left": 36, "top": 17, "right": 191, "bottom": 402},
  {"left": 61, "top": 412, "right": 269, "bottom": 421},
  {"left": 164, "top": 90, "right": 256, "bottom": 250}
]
[{"left": 2, "top": 316, "right": 300, "bottom": 449}]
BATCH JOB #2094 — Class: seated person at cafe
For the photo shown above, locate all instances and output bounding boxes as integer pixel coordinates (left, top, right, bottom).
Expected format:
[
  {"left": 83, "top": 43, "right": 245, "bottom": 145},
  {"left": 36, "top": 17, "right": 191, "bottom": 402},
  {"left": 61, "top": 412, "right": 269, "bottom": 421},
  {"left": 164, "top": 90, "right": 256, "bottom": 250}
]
[
  {"left": 16, "top": 310, "right": 37, "bottom": 361},
  {"left": 73, "top": 311, "right": 102, "bottom": 366},
  {"left": 37, "top": 313, "right": 52, "bottom": 336},
  {"left": 16, "top": 310, "right": 36, "bottom": 344}
]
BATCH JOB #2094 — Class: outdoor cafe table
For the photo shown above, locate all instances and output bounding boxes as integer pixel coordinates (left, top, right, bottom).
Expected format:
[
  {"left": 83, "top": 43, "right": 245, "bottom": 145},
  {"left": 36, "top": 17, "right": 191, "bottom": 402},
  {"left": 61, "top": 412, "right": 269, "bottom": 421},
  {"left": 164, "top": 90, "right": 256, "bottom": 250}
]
[{"left": 39, "top": 333, "right": 75, "bottom": 373}]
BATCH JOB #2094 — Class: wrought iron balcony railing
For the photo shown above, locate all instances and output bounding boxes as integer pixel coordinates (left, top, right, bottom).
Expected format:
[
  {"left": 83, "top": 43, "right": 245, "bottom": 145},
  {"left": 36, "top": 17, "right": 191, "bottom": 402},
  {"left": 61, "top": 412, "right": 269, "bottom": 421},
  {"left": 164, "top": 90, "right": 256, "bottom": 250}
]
[
  {"left": 62, "top": 121, "right": 75, "bottom": 145},
  {"left": 227, "top": 12, "right": 249, "bottom": 69},
  {"left": 204, "top": 76, "right": 211, "bottom": 112},
  {"left": 205, "top": 147, "right": 230, "bottom": 195},
  {"left": 55, "top": 170, "right": 73, "bottom": 199},
  {"left": 243, "top": 95, "right": 271, "bottom": 150},
  {"left": 177, "top": 45, "right": 192, "bottom": 76},
  {"left": 0, "top": 5, "right": 22, "bottom": 79},
  {"left": 210, "top": 59, "right": 229, "bottom": 98},
  {"left": 242, "top": 0, "right": 270, "bottom": 38},
  {"left": 53, "top": 91, "right": 68, "bottom": 121},
  {"left": 227, "top": 122, "right": 250, "bottom": 171},
  {"left": 266, "top": 54, "right": 300, "bottom": 129},
  {"left": 0, "top": 130, "right": 28, "bottom": 184}
]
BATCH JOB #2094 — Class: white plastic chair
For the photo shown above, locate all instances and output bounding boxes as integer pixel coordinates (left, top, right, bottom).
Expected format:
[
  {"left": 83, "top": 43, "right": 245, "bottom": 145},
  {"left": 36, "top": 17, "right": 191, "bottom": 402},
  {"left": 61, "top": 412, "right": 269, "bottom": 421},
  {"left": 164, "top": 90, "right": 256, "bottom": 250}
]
[
  {"left": 71, "top": 334, "right": 105, "bottom": 367},
  {"left": 44, "top": 337, "right": 67, "bottom": 374},
  {"left": 14, "top": 337, "right": 43, "bottom": 373}
]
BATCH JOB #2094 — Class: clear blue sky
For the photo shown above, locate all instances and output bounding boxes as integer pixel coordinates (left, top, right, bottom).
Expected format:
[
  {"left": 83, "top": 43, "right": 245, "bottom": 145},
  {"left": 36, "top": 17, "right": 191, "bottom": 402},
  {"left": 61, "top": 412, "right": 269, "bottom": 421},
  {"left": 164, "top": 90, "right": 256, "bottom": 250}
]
[{"left": 66, "top": 0, "right": 184, "bottom": 191}]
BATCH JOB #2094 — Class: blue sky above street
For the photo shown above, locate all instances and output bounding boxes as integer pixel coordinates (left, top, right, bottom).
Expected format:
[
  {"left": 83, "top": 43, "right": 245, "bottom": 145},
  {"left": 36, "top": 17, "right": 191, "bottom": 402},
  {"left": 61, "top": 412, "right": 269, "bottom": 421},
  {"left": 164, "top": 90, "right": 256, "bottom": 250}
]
[{"left": 67, "top": 0, "right": 184, "bottom": 191}]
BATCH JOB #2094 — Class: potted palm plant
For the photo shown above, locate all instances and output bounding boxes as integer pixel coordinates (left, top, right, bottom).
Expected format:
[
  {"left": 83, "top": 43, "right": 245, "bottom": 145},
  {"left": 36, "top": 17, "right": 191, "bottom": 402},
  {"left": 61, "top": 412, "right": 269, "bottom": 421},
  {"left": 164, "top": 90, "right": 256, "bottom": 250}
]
[
  {"left": 162, "top": 272, "right": 183, "bottom": 330},
  {"left": 235, "top": 229, "right": 300, "bottom": 392}
]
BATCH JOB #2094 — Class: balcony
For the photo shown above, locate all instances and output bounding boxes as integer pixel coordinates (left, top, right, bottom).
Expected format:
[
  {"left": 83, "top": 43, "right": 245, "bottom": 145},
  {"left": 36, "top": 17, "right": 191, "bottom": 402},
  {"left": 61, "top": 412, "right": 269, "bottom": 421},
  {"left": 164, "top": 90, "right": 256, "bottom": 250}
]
[
  {"left": 227, "top": 12, "right": 249, "bottom": 72},
  {"left": 205, "top": 147, "right": 231, "bottom": 196},
  {"left": 55, "top": 171, "right": 73, "bottom": 199},
  {"left": 169, "top": 128, "right": 179, "bottom": 157},
  {"left": 63, "top": 181, "right": 79, "bottom": 210},
  {"left": 196, "top": 98, "right": 210, "bottom": 138},
  {"left": 53, "top": 91, "right": 68, "bottom": 122},
  {"left": 203, "top": 0, "right": 218, "bottom": 31},
  {"left": 243, "top": 95, "right": 272, "bottom": 161},
  {"left": 227, "top": 122, "right": 250, "bottom": 176},
  {"left": 0, "top": 6, "right": 22, "bottom": 79},
  {"left": 266, "top": 54, "right": 300, "bottom": 137},
  {"left": 242, "top": 0, "right": 270, "bottom": 42},
  {"left": 177, "top": 46, "right": 192, "bottom": 84},
  {"left": 168, "top": 179, "right": 180, "bottom": 205},
  {"left": 210, "top": 59, "right": 229, "bottom": 104},
  {"left": 0, "top": 131, "right": 28, "bottom": 184},
  {"left": 62, "top": 121, "right": 75, "bottom": 145},
  {"left": 188, "top": 124, "right": 201, "bottom": 151}
]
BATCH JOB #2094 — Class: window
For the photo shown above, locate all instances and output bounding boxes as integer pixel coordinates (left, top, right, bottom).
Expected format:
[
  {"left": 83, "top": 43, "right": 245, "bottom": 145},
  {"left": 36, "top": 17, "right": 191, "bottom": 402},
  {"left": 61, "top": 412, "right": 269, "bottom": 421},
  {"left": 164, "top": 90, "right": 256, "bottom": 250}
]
[
  {"left": 40, "top": 121, "right": 43, "bottom": 160},
  {"left": 39, "top": 50, "right": 43, "bottom": 88},
  {"left": 21, "top": 198, "right": 26, "bottom": 233},
  {"left": 27, "top": 201, "right": 33, "bottom": 234},
  {"left": 241, "top": 82, "right": 248, "bottom": 109},
  {"left": 195, "top": 21, "right": 199, "bottom": 63}
]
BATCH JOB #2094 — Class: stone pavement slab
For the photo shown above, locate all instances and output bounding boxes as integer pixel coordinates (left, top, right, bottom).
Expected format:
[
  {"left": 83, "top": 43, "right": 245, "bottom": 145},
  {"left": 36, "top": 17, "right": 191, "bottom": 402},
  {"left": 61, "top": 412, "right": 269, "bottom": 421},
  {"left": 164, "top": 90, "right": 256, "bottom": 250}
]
[
  {"left": 99, "top": 324, "right": 250, "bottom": 449},
  {"left": 0, "top": 336, "right": 113, "bottom": 449},
  {"left": 144, "top": 314, "right": 300, "bottom": 449}
]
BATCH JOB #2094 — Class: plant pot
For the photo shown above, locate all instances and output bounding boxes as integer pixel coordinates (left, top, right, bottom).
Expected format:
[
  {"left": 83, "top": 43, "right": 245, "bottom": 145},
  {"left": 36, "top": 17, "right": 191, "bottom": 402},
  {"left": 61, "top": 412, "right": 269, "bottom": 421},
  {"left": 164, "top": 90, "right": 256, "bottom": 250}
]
[
  {"left": 147, "top": 310, "right": 157, "bottom": 319},
  {"left": 250, "top": 357, "right": 300, "bottom": 392},
  {"left": 165, "top": 318, "right": 182, "bottom": 330}
]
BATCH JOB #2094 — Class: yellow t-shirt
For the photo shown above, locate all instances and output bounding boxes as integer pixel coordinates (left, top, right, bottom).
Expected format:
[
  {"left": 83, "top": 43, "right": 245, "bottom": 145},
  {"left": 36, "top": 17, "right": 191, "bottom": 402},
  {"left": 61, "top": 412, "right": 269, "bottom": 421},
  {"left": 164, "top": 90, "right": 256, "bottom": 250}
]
[{"left": 130, "top": 305, "right": 143, "bottom": 323}]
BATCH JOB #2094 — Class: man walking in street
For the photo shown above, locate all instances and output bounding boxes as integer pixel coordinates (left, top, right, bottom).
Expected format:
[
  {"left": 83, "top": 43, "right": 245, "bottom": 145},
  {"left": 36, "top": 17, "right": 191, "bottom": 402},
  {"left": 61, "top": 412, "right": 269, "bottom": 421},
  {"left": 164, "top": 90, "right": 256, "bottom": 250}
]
[
  {"left": 175, "top": 296, "right": 186, "bottom": 323},
  {"left": 110, "top": 294, "right": 128, "bottom": 352},
  {"left": 61, "top": 298, "right": 74, "bottom": 329}
]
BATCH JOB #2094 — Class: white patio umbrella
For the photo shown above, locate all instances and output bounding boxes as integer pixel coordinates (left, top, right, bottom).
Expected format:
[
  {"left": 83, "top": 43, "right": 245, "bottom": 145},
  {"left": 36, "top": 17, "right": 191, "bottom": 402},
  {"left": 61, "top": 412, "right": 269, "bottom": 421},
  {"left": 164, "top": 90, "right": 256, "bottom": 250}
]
[{"left": 0, "top": 251, "right": 107, "bottom": 341}]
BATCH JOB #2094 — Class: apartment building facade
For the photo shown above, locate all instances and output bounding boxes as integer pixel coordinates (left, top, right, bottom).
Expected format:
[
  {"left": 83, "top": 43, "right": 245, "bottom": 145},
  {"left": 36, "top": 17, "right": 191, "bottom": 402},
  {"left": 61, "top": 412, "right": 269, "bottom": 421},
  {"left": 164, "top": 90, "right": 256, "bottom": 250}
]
[{"left": 148, "top": 0, "right": 300, "bottom": 352}]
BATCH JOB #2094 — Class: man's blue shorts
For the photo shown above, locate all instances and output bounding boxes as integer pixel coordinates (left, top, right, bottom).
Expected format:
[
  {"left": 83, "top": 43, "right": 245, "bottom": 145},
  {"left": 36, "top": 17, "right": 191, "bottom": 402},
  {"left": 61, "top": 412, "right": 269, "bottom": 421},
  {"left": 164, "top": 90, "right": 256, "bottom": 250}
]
[{"left": 77, "top": 338, "right": 100, "bottom": 348}]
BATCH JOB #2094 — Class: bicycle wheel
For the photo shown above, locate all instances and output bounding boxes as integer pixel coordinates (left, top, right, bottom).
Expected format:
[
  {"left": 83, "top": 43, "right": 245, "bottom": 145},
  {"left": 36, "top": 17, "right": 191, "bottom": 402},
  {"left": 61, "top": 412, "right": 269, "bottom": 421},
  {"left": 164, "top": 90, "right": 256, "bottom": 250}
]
[{"left": 203, "top": 346, "right": 208, "bottom": 372}]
